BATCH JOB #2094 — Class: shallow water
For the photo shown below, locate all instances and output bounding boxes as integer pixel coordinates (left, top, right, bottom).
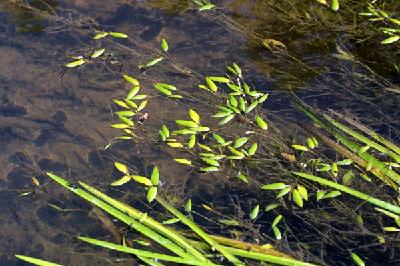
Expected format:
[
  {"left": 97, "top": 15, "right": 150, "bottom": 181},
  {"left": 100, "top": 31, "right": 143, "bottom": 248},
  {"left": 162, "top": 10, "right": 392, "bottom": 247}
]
[{"left": 0, "top": 0, "right": 399, "bottom": 265}]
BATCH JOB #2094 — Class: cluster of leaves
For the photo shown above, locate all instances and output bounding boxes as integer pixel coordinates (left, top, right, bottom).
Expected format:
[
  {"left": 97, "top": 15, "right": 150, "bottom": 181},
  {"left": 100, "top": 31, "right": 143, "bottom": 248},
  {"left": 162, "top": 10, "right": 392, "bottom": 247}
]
[{"left": 359, "top": 3, "right": 400, "bottom": 44}]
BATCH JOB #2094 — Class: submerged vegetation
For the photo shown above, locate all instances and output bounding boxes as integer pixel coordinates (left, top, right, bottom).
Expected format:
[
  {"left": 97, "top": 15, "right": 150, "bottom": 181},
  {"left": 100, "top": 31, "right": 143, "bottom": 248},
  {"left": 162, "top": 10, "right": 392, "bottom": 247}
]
[{"left": 5, "top": 0, "right": 399, "bottom": 265}]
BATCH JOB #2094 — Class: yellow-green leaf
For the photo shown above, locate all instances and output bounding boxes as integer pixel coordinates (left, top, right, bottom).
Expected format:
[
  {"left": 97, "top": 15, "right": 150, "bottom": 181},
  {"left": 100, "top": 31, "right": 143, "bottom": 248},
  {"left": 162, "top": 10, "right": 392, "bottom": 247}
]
[
  {"left": 261, "top": 182, "right": 288, "bottom": 190},
  {"left": 114, "top": 162, "right": 129, "bottom": 174},
  {"left": 249, "top": 204, "right": 260, "bottom": 220},
  {"left": 90, "top": 48, "right": 106, "bottom": 59},
  {"left": 150, "top": 166, "right": 159, "bottom": 186},
  {"left": 189, "top": 109, "right": 200, "bottom": 124},
  {"left": 93, "top": 32, "right": 108, "bottom": 40},
  {"left": 331, "top": 0, "right": 339, "bottom": 11},
  {"left": 161, "top": 38, "right": 169, "bottom": 52},
  {"left": 381, "top": 35, "right": 400, "bottom": 44},
  {"left": 255, "top": 115, "right": 268, "bottom": 130},
  {"left": 131, "top": 175, "right": 152, "bottom": 186},
  {"left": 174, "top": 158, "right": 192, "bottom": 165},
  {"left": 109, "top": 31, "right": 128, "bottom": 38},
  {"left": 147, "top": 187, "right": 157, "bottom": 203},
  {"left": 351, "top": 252, "right": 365, "bottom": 266},
  {"left": 123, "top": 75, "right": 139, "bottom": 86},
  {"left": 292, "top": 189, "right": 303, "bottom": 207},
  {"left": 111, "top": 175, "right": 131, "bottom": 186},
  {"left": 65, "top": 59, "right": 85, "bottom": 68},
  {"left": 297, "top": 185, "right": 308, "bottom": 201}
]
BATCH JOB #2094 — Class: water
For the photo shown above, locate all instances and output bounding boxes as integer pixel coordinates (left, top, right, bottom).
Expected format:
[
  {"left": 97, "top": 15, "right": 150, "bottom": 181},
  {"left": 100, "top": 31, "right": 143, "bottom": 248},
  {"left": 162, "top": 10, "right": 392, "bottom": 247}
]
[{"left": 0, "top": 0, "right": 399, "bottom": 265}]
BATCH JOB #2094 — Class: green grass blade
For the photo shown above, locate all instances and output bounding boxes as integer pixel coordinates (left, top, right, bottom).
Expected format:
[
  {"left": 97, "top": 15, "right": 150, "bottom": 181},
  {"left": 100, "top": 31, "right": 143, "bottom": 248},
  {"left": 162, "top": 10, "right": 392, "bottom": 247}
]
[
  {"left": 156, "top": 196, "right": 245, "bottom": 266},
  {"left": 78, "top": 237, "right": 214, "bottom": 266},
  {"left": 78, "top": 181, "right": 209, "bottom": 263},
  {"left": 15, "top": 255, "right": 62, "bottom": 266},
  {"left": 293, "top": 172, "right": 400, "bottom": 214},
  {"left": 323, "top": 114, "right": 400, "bottom": 163},
  {"left": 46, "top": 173, "right": 199, "bottom": 262}
]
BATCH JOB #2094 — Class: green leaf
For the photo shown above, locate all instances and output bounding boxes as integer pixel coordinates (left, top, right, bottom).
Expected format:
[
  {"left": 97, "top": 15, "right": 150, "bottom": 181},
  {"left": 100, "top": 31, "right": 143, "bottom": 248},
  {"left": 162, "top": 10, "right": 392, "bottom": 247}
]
[
  {"left": 173, "top": 129, "right": 197, "bottom": 135},
  {"left": 261, "top": 182, "right": 288, "bottom": 190},
  {"left": 351, "top": 252, "right": 365, "bottom": 266},
  {"left": 144, "top": 57, "right": 164, "bottom": 68},
  {"left": 199, "top": 166, "right": 219, "bottom": 172},
  {"left": 209, "top": 76, "right": 230, "bottom": 83},
  {"left": 265, "top": 204, "right": 279, "bottom": 212},
  {"left": 109, "top": 31, "right": 128, "bottom": 38},
  {"left": 131, "top": 175, "right": 152, "bottom": 186},
  {"left": 115, "top": 111, "right": 135, "bottom": 117},
  {"left": 342, "top": 170, "right": 354, "bottom": 185},
  {"left": 114, "top": 162, "right": 129, "bottom": 174},
  {"left": 206, "top": 77, "right": 218, "bottom": 92},
  {"left": 292, "top": 189, "right": 304, "bottom": 207},
  {"left": 381, "top": 35, "right": 400, "bottom": 44},
  {"left": 198, "top": 3, "right": 215, "bottom": 11},
  {"left": 232, "top": 63, "right": 242, "bottom": 76},
  {"left": 111, "top": 175, "right": 131, "bottom": 186},
  {"left": 316, "top": 190, "right": 326, "bottom": 201},
  {"left": 245, "top": 101, "right": 258, "bottom": 113},
  {"left": 174, "top": 158, "right": 192, "bottom": 165},
  {"left": 201, "top": 158, "right": 220, "bottom": 167},
  {"left": 331, "top": 0, "right": 339, "bottom": 11},
  {"left": 212, "top": 133, "right": 226, "bottom": 144},
  {"left": 154, "top": 85, "right": 172, "bottom": 96},
  {"left": 249, "top": 204, "right": 260, "bottom": 220},
  {"left": 188, "top": 134, "right": 196, "bottom": 148},
  {"left": 358, "top": 145, "right": 370, "bottom": 154},
  {"left": 291, "top": 144, "right": 309, "bottom": 152},
  {"left": 151, "top": 167, "right": 160, "bottom": 186},
  {"left": 219, "top": 114, "right": 235, "bottom": 125},
  {"left": 272, "top": 214, "right": 283, "bottom": 227},
  {"left": 233, "top": 137, "right": 249, "bottom": 148},
  {"left": 90, "top": 48, "right": 106, "bottom": 59},
  {"left": 323, "top": 190, "right": 341, "bottom": 199},
  {"left": 93, "top": 32, "right": 108, "bottom": 40},
  {"left": 306, "top": 137, "right": 316, "bottom": 149},
  {"left": 257, "top": 93, "right": 269, "bottom": 103},
  {"left": 229, "top": 95, "right": 238, "bottom": 107},
  {"left": 137, "top": 100, "right": 148, "bottom": 111},
  {"left": 272, "top": 226, "right": 282, "bottom": 240},
  {"left": 383, "top": 226, "right": 400, "bottom": 232},
  {"left": 237, "top": 172, "right": 248, "bottom": 183},
  {"left": 337, "top": 159, "right": 353, "bottom": 166},
  {"left": 255, "top": 115, "right": 268, "bottom": 130},
  {"left": 189, "top": 109, "right": 200, "bottom": 124},
  {"left": 123, "top": 75, "right": 139, "bottom": 86},
  {"left": 111, "top": 124, "right": 130, "bottom": 129},
  {"left": 118, "top": 116, "right": 134, "bottom": 126},
  {"left": 65, "top": 59, "right": 85, "bottom": 68},
  {"left": 175, "top": 120, "right": 198, "bottom": 128},
  {"left": 15, "top": 255, "right": 62, "bottom": 266},
  {"left": 126, "top": 86, "right": 140, "bottom": 100},
  {"left": 161, "top": 125, "right": 170, "bottom": 138},
  {"left": 161, "top": 38, "right": 169, "bottom": 52},
  {"left": 185, "top": 199, "right": 192, "bottom": 212},
  {"left": 297, "top": 185, "right": 308, "bottom": 201},
  {"left": 248, "top": 143, "right": 258, "bottom": 156},
  {"left": 276, "top": 186, "right": 292, "bottom": 198},
  {"left": 162, "top": 218, "right": 180, "bottom": 224},
  {"left": 147, "top": 187, "right": 158, "bottom": 203}
]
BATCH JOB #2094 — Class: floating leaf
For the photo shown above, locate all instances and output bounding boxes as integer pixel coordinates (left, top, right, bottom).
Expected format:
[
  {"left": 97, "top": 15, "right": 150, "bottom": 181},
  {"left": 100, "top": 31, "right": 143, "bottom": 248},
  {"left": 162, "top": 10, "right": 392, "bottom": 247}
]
[
  {"left": 143, "top": 57, "right": 164, "bottom": 68},
  {"left": 15, "top": 255, "right": 62, "bottom": 266},
  {"left": 323, "top": 190, "right": 341, "bottom": 199},
  {"left": 175, "top": 120, "right": 198, "bottom": 128},
  {"left": 316, "top": 190, "right": 326, "bottom": 201},
  {"left": 115, "top": 111, "right": 135, "bottom": 117},
  {"left": 383, "top": 227, "right": 400, "bottom": 232},
  {"left": 173, "top": 129, "right": 197, "bottom": 135},
  {"left": 198, "top": 3, "right": 215, "bottom": 11},
  {"left": 162, "top": 218, "right": 180, "bottom": 224},
  {"left": 199, "top": 166, "right": 219, "bottom": 172},
  {"left": 188, "top": 134, "right": 196, "bottom": 148},
  {"left": 118, "top": 116, "right": 134, "bottom": 126},
  {"left": 245, "top": 101, "right": 258, "bottom": 113},
  {"left": 381, "top": 35, "right": 400, "bottom": 44},
  {"left": 65, "top": 59, "right": 85, "bottom": 68},
  {"left": 123, "top": 75, "right": 139, "bottom": 86},
  {"left": 276, "top": 186, "right": 292, "bottom": 198},
  {"left": 358, "top": 145, "right": 370, "bottom": 154},
  {"left": 127, "top": 86, "right": 140, "bottom": 100},
  {"left": 210, "top": 76, "right": 230, "bottom": 83},
  {"left": 161, "top": 38, "right": 169, "bottom": 52},
  {"left": 185, "top": 199, "right": 192, "bottom": 212},
  {"left": 150, "top": 166, "right": 160, "bottom": 186},
  {"left": 154, "top": 85, "right": 172, "bottom": 96},
  {"left": 109, "top": 31, "right": 128, "bottom": 38},
  {"left": 114, "top": 162, "right": 128, "bottom": 174},
  {"left": 229, "top": 95, "right": 238, "bottom": 107},
  {"left": 111, "top": 175, "right": 131, "bottom": 186},
  {"left": 131, "top": 175, "right": 152, "bottom": 186},
  {"left": 331, "top": 0, "right": 339, "bottom": 11},
  {"left": 189, "top": 109, "right": 200, "bottom": 124},
  {"left": 212, "top": 133, "right": 225, "bottom": 144},
  {"left": 219, "top": 114, "right": 235, "bottom": 125},
  {"left": 272, "top": 214, "right": 283, "bottom": 227},
  {"left": 232, "top": 63, "right": 242, "bottom": 76},
  {"left": 297, "top": 185, "right": 308, "bottom": 201},
  {"left": 248, "top": 143, "right": 258, "bottom": 156},
  {"left": 258, "top": 93, "right": 269, "bottom": 103},
  {"left": 261, "top": 182, "right": 288, "bottom": 190},
  {"left": 337, "top": 159, "right": 353, "bottom": 166},
  {"left": 250, "top": 204, "right": 260, "bottom": 220},
  {"left": 161, "top": 125, "right": 170, "bottom": 138},
  {"left": 166, "top": 142, "right": 184, "bottom": 148},
  {"left": 265, "top": 204, "right": 279, "bottom": 212},
  {"left": 233, "top": 137, "right": 249, "bottom": 148},
  {"left": 292, "top": 189, "right": 304, "bottom": 207},
  {"left": 206, "top": 77, "right": 218, "bottom": 92},
  {"left": 272, "top": 226, "right": 282, "bottom": 240},
  {"left": 237, "top": 172, "right": 248, "bottom": 183},
  {"left": 201, "top": 158, "right": 220, "bottom": 167},
  {"left": 93, "top": 32, "right": 108, "bottom": 40},
  {"left": 147, "top": 187, "right": 158, "bottom": 203},
  {"left": 255, "top": 115, "right": 268, "bottom": 130},
  {"left": 111, "top": 124, "right": 130, "bottom": 129},
  {"left": 174, "top": 158, "right": 192, "bottom": 165},
  {"left": 90, "top": 48, "right": 106, "bottom": 59},
  {"left": 351, "top": 252, "right": 365, "bottom": 266},
  {"left": 114, "top": 99, "right": 129, "bottom": 109},
  {"left": 291, "top": 144, "right": 309, "bottom": 152}
]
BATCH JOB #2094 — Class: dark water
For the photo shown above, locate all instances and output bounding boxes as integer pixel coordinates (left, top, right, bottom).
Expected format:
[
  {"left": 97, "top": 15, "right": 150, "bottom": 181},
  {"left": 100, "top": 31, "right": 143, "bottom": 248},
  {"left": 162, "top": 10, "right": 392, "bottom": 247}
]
[{"left": 0, "top": 0, "right": 399, "bottom": 265}]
